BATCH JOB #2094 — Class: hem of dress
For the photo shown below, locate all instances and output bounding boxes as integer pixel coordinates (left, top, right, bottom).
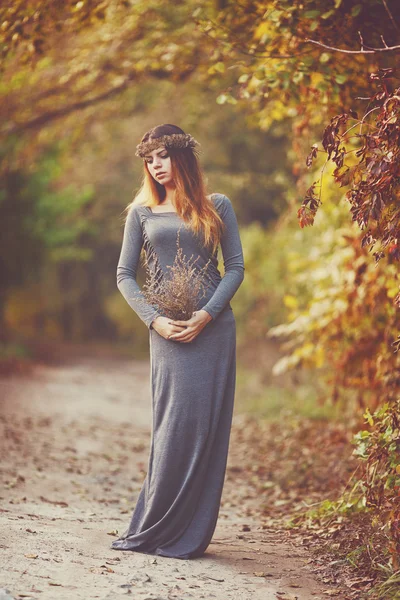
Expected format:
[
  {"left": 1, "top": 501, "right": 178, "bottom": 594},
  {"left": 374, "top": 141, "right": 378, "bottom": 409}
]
[{"left": 110, "top": 540, "right": 206, "bottom": 560}]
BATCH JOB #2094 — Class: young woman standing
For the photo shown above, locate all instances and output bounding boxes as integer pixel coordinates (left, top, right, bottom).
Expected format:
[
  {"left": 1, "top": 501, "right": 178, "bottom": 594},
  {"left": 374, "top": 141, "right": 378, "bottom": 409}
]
[{"left": 111, "top": 123, "right": 245, "bottom": 559}]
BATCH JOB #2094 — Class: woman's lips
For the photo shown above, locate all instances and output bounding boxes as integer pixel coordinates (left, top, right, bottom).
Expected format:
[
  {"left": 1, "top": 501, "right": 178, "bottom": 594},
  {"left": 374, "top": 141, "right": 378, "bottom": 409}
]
[{"left": 156, "top": 172, "right": 166, "bottom": 178}]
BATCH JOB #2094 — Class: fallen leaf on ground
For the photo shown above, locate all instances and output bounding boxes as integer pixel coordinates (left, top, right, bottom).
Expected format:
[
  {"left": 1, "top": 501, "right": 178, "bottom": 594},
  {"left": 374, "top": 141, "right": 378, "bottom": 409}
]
[
  {"left": 39, "top": 496, "right": 68, "bottom": 507},
  {"left": 200, "top": 575, "right": 225, "bottom": 582},
  {"left": 105, "top": 558, "right": 120, "bottom": 564},
  {"left": 100, "top": 565, "right": 115, "bottom": 573}
]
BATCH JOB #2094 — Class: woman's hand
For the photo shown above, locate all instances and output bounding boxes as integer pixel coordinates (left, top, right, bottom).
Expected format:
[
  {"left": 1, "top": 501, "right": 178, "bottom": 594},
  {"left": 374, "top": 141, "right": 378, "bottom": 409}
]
[
  {"left": 167, "top": 310, "right": 213, "bottom": 343},
  {"left": 151, "top": 316, "right": 187, "bottom": 340}
]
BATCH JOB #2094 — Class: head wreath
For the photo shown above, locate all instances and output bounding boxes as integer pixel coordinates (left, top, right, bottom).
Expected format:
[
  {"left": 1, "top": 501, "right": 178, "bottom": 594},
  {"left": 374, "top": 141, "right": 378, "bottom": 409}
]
[{"left": 135, "top": 133, "right": 201, "bottom": 158}]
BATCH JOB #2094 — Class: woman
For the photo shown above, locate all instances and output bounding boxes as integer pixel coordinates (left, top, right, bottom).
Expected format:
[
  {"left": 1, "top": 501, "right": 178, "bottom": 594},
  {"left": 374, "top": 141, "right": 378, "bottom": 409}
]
[{"left": 111, "top": 123, "right": 245, "bottom": 559}]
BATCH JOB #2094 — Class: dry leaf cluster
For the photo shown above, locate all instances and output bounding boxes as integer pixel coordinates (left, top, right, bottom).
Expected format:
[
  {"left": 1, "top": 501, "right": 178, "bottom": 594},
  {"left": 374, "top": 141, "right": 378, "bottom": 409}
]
[{"left": 133, "top": 227, "right": 212, "bottom": 321}]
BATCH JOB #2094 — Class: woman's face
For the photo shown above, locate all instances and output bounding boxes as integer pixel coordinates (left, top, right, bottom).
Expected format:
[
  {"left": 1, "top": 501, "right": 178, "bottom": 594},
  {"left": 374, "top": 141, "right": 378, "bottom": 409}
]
[{"left": 144, "top": 145, "right": 174, "bottom": 186}]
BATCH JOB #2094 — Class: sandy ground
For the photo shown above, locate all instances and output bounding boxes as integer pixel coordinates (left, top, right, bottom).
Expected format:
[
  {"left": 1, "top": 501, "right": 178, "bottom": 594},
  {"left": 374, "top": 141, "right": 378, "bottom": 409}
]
[{"left": 0, "top": 356, "right": 348, "bottom": 600}]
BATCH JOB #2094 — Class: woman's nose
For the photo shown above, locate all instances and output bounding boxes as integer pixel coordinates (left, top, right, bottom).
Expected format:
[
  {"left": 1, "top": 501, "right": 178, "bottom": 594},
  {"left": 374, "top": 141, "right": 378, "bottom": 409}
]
[{"left": 153, "top": 157, "right": 162, "bottom": 168}]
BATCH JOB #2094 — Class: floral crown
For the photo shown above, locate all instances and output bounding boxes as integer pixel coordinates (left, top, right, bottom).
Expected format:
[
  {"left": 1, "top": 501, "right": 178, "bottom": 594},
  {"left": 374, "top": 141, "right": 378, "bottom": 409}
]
[{"left": 135, "top": 133, "right": 201, "bottom": 158}]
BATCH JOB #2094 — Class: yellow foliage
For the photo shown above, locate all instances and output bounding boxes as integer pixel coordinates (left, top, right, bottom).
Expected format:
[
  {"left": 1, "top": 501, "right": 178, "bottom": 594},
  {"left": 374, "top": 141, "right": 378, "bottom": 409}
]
[
  {"left": 5, "top": 286, "right": 64, "bottom": 339},
  {"left": 310, "top": 72, "right": 325, "bottom": 87},
  {"left": 253, "top": 21, "right": 273, "bottom": 41},
  {"left": 103, "top": 292, "right": 137, "bottom": 337},
  {"left": 5, "top": 287, "right": 42, "bottom": 336},
  {"left": 283, "top": 294, "right": 298, "bottom": 309},
  {"left": 363, "top": 407, "right": 374, "bottom": 427}
]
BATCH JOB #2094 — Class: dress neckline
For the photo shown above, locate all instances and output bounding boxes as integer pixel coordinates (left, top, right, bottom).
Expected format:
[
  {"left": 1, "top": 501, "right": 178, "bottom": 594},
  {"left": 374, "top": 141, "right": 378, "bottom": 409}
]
[
  {"left": 148, "top": 195, "right": 217, "bottom": 214},
  {"left": 148, "top": 206, "right": 178, "bottom": 215}
]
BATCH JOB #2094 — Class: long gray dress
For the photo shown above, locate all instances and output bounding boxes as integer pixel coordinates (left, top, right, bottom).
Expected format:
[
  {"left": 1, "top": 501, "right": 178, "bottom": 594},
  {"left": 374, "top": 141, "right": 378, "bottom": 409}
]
[{"left": 111, "top": 192, "right": 245, "bottom": 559}]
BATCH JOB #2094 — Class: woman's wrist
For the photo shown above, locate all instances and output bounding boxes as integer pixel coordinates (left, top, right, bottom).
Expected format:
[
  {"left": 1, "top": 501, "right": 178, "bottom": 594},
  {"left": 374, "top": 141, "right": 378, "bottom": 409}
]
[
  {"left": 197, "top": 309, "right": 213, "bottom": 323},
  {"left": 150, "top": 316, "right": 162, "bottom": 329}
]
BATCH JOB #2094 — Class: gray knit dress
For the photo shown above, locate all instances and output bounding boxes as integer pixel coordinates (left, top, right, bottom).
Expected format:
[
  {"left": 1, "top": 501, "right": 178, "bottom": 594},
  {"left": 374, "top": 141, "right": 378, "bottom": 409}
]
[{"left": 111, "top": 192, "right": 245, "bottom": 559}]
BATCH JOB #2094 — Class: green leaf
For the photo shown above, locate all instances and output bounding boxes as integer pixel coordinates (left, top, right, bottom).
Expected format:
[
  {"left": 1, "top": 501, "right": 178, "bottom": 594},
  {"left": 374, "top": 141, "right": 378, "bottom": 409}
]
[
  {"left": 254, "top": 68, "right": 265, "bottom": 81},
  {"left": 207, "top": 62, "right": 225, "bottom": 75},
  {"left": 304, "top": 10, "right": 321, "bottom": 18},
  {"left": 293, "top": 71, "right": 304, "bottom": 83},
  {"left": 226, "top": 95, "right": 238, "bottom": 105},
  {"left": 319, "top": 52, "right": 331, "bottom": 63},
  {"left": 302, "top": 56, "right": 315, "bottom": 67},
  {"left": 335, "top": 74, "right": 348, "bottom": 84}
]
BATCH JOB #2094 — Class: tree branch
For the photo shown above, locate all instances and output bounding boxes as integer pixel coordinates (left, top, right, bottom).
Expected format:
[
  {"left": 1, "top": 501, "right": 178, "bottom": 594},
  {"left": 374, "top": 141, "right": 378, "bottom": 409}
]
[
  {"left": 1, "top": 73, "right": 139, "bottom": 137},
  {"left": 1, "top": 64, "right": 197, "bottom": 137},
  {"left": 195, "top": 17, "right": 313, "bottom": 60},
  {"left": 304, "top": 36, "right": 400, "bottom": 54},
  {"left": 381, "top": 0, "right": 400, "bottom": 33}
]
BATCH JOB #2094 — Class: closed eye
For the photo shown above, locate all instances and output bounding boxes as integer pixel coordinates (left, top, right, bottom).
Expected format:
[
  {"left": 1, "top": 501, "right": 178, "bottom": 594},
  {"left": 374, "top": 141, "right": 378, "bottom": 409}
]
[{"left": 145, "top": 153, "right": 169, "bottom": 164}]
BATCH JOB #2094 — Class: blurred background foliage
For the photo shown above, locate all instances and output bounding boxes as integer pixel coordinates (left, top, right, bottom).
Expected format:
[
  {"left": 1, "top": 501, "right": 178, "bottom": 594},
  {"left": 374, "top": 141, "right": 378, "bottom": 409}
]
[
  {"left": 0, "top": 78, "right": 293, "bottom": 345},
  {"left": 2, "top": 0, "right": 400, "bottom": 586}
]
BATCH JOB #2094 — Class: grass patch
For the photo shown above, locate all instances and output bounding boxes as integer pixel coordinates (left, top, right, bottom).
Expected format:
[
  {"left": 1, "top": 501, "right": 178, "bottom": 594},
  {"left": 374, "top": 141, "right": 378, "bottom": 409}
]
[
  {"left": 0, "top": 340, "right": 33, "bottom": 375},
  {"left": 235, "top": 364, "right": 352, "bottom": 423},
  {"left": 0, "top": 341, "right": 31, "bottom": 359}
]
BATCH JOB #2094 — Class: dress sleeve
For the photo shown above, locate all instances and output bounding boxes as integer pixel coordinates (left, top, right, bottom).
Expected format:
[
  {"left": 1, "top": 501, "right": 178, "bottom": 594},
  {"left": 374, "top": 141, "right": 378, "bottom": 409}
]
[
  {"left": 201, "top": 194, "right": 245, "bottom": 320},
  {"left": 116, "top": 206, "right": 161, "bottom": 329}
]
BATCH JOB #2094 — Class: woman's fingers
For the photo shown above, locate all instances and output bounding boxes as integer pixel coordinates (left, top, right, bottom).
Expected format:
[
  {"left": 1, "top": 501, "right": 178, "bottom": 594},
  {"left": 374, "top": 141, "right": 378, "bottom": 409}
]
[
  {"left": 171, "top": 325, "right": 187, "bottom": 332},
  {"left": 167, "top": 319, "right": 204, "bottom": 341},
  {"left": 177, "top": 333, "right": 196, "bottom": 343},
  {"left": 175, "top": 330, "right": 201, "bottom": 342},
  {"left": 169, "top": 328, "right": 194, "bottom": 341},
  {"left": 169, "top": 332, "right": 187, "bottom": 340},
  {"left": 168, "top": 321, "right": 187, "bottom": 329},
  {"left": 168, "top": 319, "right": 191, "bottom": 327},
  {"left": 179, "top": 335, "right": 194, "bottom": 342}
]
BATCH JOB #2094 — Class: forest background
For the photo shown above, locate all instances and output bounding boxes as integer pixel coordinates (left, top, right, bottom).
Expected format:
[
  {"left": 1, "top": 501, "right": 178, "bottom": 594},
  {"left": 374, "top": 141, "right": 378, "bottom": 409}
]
[{"left": 2, "top": 1, "right": 400, "bottom": 597}]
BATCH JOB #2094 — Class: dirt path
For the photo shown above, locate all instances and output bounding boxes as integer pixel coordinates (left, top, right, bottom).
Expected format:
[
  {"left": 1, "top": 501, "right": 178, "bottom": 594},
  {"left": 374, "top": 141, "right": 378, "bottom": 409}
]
[{"left": 0, "top": 357, "right": 347, "bottom": 600}]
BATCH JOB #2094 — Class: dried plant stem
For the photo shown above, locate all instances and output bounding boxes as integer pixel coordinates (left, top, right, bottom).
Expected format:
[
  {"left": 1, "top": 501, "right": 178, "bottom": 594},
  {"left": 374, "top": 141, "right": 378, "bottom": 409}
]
[{"left": 132, "top": 227, "right": 212, "bottom": 321}]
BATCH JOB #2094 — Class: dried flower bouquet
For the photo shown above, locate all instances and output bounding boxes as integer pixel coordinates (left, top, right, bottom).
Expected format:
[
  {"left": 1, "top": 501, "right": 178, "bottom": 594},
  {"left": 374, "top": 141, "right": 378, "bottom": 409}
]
[{"left": 131, "top": 227, "right": 212, "bottom": 321}]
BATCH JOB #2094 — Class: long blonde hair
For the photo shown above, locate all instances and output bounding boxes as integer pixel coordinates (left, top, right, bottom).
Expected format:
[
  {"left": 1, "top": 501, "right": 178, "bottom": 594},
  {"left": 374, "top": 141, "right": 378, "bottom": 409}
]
[{"left": 125, "top": 124, "right": 225, "bottom": 254}]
